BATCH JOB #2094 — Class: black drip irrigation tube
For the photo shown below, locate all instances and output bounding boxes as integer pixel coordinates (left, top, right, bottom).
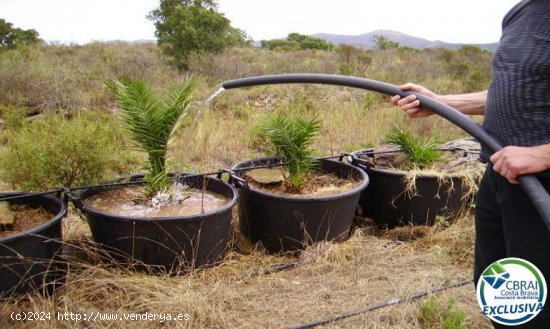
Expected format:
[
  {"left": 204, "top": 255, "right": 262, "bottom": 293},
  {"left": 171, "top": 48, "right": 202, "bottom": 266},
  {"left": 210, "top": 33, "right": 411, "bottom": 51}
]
[
  {"left": 289, "top": 279, "right": 472, "bottom": 329},
  {"left": 222, "top": 73, "right": 550, "bottom": 232}
]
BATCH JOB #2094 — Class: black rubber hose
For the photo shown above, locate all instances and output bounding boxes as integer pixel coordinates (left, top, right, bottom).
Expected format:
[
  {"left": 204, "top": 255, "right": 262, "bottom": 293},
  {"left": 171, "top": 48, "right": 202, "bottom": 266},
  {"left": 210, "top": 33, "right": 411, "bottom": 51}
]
[{"left": 222, "top": 73, "right": 550, "bottom": 231}]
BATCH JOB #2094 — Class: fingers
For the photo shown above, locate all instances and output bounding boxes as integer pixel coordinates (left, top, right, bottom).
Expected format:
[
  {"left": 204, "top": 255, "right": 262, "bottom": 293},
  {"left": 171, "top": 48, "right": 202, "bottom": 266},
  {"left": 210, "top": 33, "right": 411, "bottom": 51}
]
[
  {"left": 400, "top": 83, "right": 417, "bottom": 92},
  {"left": 391, "top": 83, "right": 435, "bottom": 118},
  {"left": 404, "top": 108, "right": 421, "bottom": 118},
  {"left": 490, "top": 149, "right": 521, "bottom": 184},
  {"left": 391, "top": 95, "right": 401, "bottom": 105},
  {"left": 392, "top": 94, "right": 418, "bottom": 107},
  {"left": 399, "top": 96, "right": 420, "bottom": 110}
]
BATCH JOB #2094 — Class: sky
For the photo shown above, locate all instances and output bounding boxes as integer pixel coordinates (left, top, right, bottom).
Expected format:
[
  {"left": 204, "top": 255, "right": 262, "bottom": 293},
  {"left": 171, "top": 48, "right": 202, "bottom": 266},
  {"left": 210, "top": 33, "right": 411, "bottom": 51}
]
[{"left": 0, "top": 0, "right": 520, "bottom": 45}]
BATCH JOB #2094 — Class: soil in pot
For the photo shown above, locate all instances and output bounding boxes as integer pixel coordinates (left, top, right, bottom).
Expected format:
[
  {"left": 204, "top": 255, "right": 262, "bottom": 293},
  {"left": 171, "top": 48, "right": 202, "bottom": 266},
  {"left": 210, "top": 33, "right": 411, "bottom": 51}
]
[
  {"left": 0, "top": 202, "right": 52, "bottom": 238},
  {"left": 244, "top": 167, "right": 361, "bottom": 196},
  {"left": 83, "top": 185, "right": 230, "bottom": 217},
  {"left": 0, "top": 194, "right": 66, "bottom": 299}
]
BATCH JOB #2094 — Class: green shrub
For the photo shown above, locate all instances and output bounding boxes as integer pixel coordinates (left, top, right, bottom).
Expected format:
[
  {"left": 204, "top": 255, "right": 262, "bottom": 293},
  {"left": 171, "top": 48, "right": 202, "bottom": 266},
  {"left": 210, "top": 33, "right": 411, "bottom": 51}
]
[
  {"left": 0, "top": 104, "right": 27, "bottom": 130},
  {"left": 464, "top": 68, "right": 490, "bottom": 92},
  {"left": 418, "top": 296, "right": 467, "bottom": 329},
  {"left": 1, "top": 112, "right": 139, "bottom": 190}
]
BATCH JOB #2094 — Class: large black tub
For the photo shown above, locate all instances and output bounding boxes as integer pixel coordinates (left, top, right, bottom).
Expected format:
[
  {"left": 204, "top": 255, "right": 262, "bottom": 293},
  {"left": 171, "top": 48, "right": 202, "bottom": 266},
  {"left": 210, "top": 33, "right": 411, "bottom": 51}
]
[
  {"left": 350, "top": 150, "right": 467, "bottom": 228},
  {"left": 231, "top": 157, "right": 369, "bottom": 253},
  {"left": 0, "top": 193, "right": 66, "bottom": 299},
  {"left": 71, "top": 175, "right": 238, "bottom": 273}
]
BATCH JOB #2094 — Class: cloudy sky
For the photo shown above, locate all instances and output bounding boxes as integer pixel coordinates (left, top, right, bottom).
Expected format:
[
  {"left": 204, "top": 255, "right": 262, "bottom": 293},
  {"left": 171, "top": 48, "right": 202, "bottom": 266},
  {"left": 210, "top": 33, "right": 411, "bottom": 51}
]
[{"left": 0, "top": 0, "right": 519, "bottom": 44}]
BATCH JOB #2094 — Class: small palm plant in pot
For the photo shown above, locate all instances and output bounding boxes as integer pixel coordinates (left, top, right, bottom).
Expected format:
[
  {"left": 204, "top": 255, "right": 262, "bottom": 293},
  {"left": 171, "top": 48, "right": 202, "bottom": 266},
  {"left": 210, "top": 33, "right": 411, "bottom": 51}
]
[
  {"left": 351, "top": 125, "right": 482, "bottom": 228},
  {"left": 231, "top": 113, "right": 369, "bottom": 253},
  {"left": 256, "top": 114, "right": 321, "bottom": 193},
  {"left": 70, "top": 78, "right": 238, "bottom": 273}
]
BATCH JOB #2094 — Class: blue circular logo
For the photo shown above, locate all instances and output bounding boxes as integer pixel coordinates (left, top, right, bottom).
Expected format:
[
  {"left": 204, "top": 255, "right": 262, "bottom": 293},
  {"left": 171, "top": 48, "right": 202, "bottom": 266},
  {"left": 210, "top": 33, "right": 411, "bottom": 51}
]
[{"left": 477, "top": 258, "right": 547, "bottom": 326}]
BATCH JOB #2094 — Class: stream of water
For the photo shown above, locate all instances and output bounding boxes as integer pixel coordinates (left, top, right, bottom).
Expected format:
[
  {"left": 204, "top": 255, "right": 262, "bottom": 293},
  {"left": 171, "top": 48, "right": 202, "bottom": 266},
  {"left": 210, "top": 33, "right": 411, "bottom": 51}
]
[
  {"left": 206, "top": 85, "right": 225, "bottom": 104},
  {"left": 181, "top": 85, "right": 226, "bottom": 145}
]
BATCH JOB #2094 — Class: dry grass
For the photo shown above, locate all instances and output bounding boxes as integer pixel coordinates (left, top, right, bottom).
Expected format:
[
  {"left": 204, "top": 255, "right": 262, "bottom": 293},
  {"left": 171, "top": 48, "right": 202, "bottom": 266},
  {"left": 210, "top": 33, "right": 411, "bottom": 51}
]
[{"left": 0, "top": 207, "right": 492, "bottom": 329}]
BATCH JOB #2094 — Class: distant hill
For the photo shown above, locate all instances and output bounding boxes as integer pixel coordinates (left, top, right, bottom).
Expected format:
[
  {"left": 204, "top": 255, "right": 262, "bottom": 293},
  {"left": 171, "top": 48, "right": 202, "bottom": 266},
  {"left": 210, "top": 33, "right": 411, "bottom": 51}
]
[
  {"left": 311, "top": 30, "right": 499, "bottom": 52},
  {"left": 254, "top": 30, "right": 498, "bottom": 52}
]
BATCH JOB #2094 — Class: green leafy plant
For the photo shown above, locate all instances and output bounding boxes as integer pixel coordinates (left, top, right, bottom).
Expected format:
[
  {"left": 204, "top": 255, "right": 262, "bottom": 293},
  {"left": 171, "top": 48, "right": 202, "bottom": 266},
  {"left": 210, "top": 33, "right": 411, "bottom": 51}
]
[
  {"left": 259, "top": 114, "right": 321, "bottom": 193},
  {"left": 418, "top": 296, "right": 467, "bottom": 329},
  {"left": 385, "top": 125, "right": 441, "bottom": 170},
  {"left": 148, "top": 0, "right": 247, "bottom": 71},
  {"left": 1, "top": 112, "right": 137, "bottom": 190},
  {"left": 0, "top": 18, "right": 41, "bottom": 49},
  {"left": 106, "top": 78, "right": 197, "bottom": 196}
]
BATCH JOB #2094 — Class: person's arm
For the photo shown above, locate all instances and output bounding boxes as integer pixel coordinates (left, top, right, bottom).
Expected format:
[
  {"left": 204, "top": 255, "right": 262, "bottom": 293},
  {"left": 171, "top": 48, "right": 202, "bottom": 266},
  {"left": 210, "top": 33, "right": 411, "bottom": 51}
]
[
  {"left": 437, "top": 91, "right": 487, "bottom": 115},
  {"left": 391, "top": 83, "right": 487, "bottom": 117},
  {"left": 490, "top": 144, "right": 550, "bottom": 184}
]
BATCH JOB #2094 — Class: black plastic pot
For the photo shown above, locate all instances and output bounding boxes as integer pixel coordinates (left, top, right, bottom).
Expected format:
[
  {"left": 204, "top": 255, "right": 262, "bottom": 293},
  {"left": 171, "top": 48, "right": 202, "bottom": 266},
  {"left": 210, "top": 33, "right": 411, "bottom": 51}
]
[
  {"left": 70, "top": 175, "right": 238, "bottom": 273},
  {"left": 350, "top": 150, "right": 466, "bottom": 228},
  {"left": 0, "top": 193, "right": 66, "bottom": 299},
  {"left": 231, "top": 157, "right": 369, "bottom": 253}
]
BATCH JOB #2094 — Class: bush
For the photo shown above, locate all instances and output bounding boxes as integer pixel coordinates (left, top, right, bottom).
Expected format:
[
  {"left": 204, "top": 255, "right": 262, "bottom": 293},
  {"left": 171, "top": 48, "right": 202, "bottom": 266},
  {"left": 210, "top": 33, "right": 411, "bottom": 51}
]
[
  {"left": 418, "top": 296, "right": 467, "bottom": 329},
  {"left": 1, "top": 112, "right": 139, "bottom": 190}
]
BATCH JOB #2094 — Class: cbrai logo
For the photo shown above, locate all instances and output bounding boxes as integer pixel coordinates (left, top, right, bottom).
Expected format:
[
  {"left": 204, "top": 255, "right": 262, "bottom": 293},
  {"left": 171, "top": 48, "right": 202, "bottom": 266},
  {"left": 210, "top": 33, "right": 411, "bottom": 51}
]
[{"left": 477, "top": 258, "right": 547, "bottom": 326}]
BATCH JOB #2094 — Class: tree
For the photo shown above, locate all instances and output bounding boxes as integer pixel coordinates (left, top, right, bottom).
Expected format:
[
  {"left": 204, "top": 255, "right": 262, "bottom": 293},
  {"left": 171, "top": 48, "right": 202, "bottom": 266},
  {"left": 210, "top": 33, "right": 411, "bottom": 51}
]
[
  {"left": 148, "top": 0, "right": 247, "bottom": 70},
  {"left": 374, "top": 35, "right": 399, "bottom": 50},
  {"left": 0, "top": 19, "right": 41, "bottom": 49},
  {"left": 261, "top": 39, "right": 300, "bottom": 51},
  {"left": 261, "top": 33, "right": 333, "bottom": 51},
  {"left": 336, "top": 43, "right": 372, "bottom": 76}
]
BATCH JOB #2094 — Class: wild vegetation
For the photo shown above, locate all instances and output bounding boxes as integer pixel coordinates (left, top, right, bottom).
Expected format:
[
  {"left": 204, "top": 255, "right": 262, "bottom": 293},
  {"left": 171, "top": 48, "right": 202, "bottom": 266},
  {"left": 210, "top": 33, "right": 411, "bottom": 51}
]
[
  {"left": 0, "top": 36, "right": 495, "bottom": 328},
  {"left": 260, "top": 32, "right": 333, "bottom": 51}
]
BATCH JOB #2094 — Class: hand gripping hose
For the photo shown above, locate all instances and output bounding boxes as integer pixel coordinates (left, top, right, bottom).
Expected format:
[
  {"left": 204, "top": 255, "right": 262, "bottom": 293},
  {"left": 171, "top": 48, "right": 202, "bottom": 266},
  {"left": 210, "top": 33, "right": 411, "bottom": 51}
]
[{"left": 222, "top": 73, "right": 550, "bottom": 231}]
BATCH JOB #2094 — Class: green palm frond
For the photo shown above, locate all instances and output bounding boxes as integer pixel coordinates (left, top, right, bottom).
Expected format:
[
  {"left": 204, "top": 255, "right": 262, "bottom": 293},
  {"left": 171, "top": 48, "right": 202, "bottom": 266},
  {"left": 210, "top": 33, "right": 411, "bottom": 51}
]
[
  {"left": 260, "top": 113, "right": 321, "bottom": 192},
  {"left": 385, "top": 125, "right": 441, "bottom": 170},
  {"left": 106, "top": 78, "right": 197, "bottom": 196}
]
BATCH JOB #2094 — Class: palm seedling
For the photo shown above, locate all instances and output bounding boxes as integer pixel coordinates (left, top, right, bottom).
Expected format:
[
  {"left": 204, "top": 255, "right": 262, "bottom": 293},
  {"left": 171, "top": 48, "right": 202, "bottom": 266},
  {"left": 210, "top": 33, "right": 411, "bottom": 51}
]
[
  {"left": 106, "top": 78, "right": 197, "bottom": 197},
  {"left": 260, "top": 114, "right": 321, "bottom": 193},
  {"left": 385, "top": 125, "right": 441, "bottom": 170}
]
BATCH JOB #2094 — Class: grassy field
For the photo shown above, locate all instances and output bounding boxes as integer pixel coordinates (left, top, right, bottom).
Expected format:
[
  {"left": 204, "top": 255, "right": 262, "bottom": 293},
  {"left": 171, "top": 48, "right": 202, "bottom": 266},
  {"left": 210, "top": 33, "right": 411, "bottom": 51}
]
[{"left": 0, "top": 43, "right": 494, "bottom": 328}]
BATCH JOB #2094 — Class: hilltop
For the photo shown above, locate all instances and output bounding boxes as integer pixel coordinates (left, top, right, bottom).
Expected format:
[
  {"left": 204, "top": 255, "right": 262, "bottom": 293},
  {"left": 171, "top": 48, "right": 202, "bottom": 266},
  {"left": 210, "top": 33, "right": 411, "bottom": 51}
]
[{"left": 257, "top": 30, "right": 499, "bottom": 51}]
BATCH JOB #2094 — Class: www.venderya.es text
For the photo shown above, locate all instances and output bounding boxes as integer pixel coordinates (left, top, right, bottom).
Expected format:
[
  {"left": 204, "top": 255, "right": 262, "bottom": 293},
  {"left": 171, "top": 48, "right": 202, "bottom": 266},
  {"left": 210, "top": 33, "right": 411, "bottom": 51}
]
[{"left": 11, "top": 311, "right": 190, "bottom": 323}]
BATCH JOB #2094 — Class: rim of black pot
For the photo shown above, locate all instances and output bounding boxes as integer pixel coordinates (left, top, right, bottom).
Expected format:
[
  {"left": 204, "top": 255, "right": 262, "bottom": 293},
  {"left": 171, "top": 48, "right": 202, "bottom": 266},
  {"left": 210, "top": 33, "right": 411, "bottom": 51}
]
[
  {"left": 78, "top": 175, "right": 239, "bottom": 222},
  {"left": 349, "top": 149, "right": 468, "bottom": 180},
  {"left": 0, "top": 192, "right": 66, "bottom": 243},
  {"left": 231, "top": 157, "right": 369, "bottom": 202}
]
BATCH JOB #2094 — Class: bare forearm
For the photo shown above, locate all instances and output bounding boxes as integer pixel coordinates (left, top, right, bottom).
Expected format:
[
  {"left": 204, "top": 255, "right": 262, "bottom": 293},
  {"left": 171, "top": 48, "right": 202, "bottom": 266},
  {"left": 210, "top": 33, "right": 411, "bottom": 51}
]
[
  {"left": 532, "top": 144, "right": 550, "bottom": 170},
  {"left": 437, "top": 91, "right": 487, "bottom": 115}
]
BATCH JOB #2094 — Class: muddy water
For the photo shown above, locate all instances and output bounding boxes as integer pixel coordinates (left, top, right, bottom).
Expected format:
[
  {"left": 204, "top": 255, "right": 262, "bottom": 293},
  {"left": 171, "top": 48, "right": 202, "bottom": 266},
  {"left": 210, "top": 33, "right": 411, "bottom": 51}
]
[{"left": 83, "top": 187, "right": 230, "bottom": 218}]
